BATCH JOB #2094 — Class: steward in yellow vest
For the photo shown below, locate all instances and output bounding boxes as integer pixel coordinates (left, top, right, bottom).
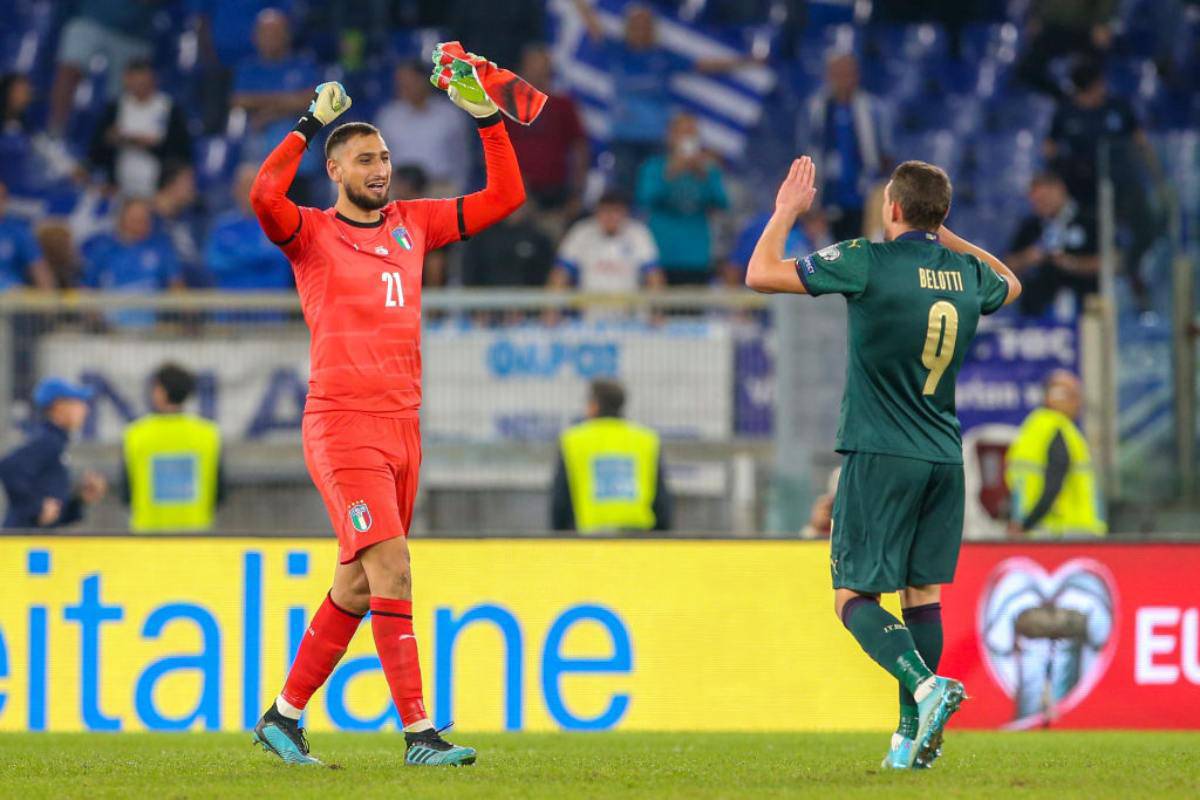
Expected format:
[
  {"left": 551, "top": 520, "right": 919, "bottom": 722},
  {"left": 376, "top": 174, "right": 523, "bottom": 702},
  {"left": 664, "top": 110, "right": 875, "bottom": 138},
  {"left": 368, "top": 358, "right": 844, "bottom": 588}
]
[
  {"left": 121, "top": 363, "right": 224, "bottom": 532},
  {"left": 1005, "top": 370, "right": 1106, "bottom": 537},
  {"left": 550, "top": 379, "right": 671, "bottom": 533}
]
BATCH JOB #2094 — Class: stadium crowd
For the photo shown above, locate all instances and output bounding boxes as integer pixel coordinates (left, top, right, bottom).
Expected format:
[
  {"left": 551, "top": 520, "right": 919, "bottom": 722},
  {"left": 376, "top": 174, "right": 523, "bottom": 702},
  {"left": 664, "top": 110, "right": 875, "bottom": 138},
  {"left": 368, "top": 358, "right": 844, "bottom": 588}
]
[{"left": 0, "top": 0, "right": 1195, "bottom": 316}]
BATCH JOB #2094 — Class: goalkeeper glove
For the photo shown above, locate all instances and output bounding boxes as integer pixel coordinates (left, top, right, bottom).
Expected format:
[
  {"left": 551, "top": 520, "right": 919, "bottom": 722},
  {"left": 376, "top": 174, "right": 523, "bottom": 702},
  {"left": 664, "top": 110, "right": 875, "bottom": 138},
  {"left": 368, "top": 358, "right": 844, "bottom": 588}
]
[
  {"left": 448, "top": 80, "right": 499, "bottom": 119},
  {"left": 431, "top": 54, "right": 498, "bottom": 119},
  {"left": 293, "top": 81, "right": 352, "bottom": 143}
]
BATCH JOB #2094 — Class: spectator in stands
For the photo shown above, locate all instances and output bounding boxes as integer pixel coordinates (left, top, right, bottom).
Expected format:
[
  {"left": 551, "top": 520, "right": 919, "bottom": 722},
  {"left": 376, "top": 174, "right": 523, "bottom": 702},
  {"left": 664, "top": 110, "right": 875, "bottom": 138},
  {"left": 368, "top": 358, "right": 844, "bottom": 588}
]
[
  {"left": 82, "top": 198, "right": 182, "bottom": 293},
  {"left": 550, "top": 379, "right": 672, "bottom": 533},
  {"left": 504, "top": 45, "right": 590, "bottom": 221},
  {"left": 0, "top": 73, "right": 33, "bottom": 134},
  {"left": 1005, "top": 370, "right": 1106, "bottom": 538},
  {"left": 802, "top": 52, "right": 892, "bottom": 242},
  {"left": 462, "top": 203, "right": 555, "bottom": 288},
  {"left": 1015, "top": 0, "right": 1117, "bottom": 97},
  {"left": 445, "top": 0, "right": 545, "bottom": 73},
  {"left": 0, "top": 181, "right": 53, "bottom": 291},
  {"left": 34, "top": 221, "right": 83, "bottom": 289},
  {"left": 1006, "top": 172, "right": 1099, "bottom": 318},
  {"left": 153, "top": 165, "right": 206, "bottom": 285},
  {"left": 190, "top": 1, "right": 287, "bottom": 131},
  {"left": 550, "top": 190, "right": 662, "bottom": 292},
  {"left": 721, "top": 208, "right": 818, "bottom": 289},
  {"left": 48, "top": 0, "right": 159, "bottom": 137},
  {"left": 0, "top": 74, "right": 79, "bottom": 208},
  {"left": 232, "top": 9, "right": 322, "bottom": 204},
  {"left": 121, "top": 363, "right": 225, "bottom": 532},
  {"left": 87, "top": 60, "right": 193, "bottom": 199},
  {"left": 204, "top": 164, "right": 293, "bottom": 290},
  {"left": 375, "top": 61, "right": 471, "bottom": 197},
  {"left": 305, "top": 0, "right": 393, "bottom": 71},
  {"left": 0, "top": 377, "right": 107, "bottom": 529},
  {"left": 573, "top": 0, "right": 758, "bottom": 191},
  {"left": 1046, "top": 59, "right": 1160, "bottom": 299},
  {"left": 1046, "top": 60, "right": 1158, "bottom": 207},
  {"left": 636, "top": 113, "right": 728, "bottom": 286}
]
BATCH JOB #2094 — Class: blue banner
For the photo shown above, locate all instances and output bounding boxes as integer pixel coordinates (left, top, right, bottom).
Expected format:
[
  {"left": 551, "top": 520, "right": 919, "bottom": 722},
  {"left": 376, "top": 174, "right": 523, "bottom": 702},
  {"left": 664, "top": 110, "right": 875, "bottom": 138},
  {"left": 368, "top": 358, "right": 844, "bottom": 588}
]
[{"left": 956, "top": 315, "right": 1079, "bottom": 433}]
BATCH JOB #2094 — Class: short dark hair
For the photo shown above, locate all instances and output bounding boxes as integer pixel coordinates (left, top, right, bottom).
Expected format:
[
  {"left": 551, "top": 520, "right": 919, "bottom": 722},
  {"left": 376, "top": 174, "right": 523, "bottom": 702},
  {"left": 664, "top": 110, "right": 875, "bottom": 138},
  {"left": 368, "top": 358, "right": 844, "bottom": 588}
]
[
  {"left": 157, "top": 161, "right": 192, "bottom": 191},
  {"left": 1070, "top": 57, "right": 1104, "bottom": 93},
  {"left": 1031, "top": 170, "right": 1065, "bottom": 188},
  {"left": 888, "top": 160, "right": 952, "bottom": 231},
  {"left": 397, "top": 58, "right": 427, "bottom": 76},
  {"left": 590, "top": 379, "right": 626, "bottom": 418},
  {"left": 597, "top": 189, "right": 630, "bottom": 209},
  {"left": 154, "top": 363, "right": 195, "bottom": 406},
  {"left": 324, "top": 121, "right": 381, "bottom": 160},
  {"left": 125, "top": 57, "right": 154, "bottom": 74}
]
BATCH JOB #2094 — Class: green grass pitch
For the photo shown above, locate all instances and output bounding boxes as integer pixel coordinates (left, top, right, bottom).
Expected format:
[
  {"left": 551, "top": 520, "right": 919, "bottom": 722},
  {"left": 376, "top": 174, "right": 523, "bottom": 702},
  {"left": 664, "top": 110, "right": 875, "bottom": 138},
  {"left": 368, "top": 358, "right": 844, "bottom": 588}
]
[{"left": 2, "top": 731, "right": 1198, "bottom": 799}]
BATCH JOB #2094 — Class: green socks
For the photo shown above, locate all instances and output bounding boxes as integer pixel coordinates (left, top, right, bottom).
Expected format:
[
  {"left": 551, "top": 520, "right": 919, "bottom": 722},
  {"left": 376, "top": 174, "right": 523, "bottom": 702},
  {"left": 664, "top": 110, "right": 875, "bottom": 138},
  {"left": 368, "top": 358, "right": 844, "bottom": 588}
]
[
  {"left": 840, "top": 595, "right": 934, "bottom": 697},
  {"left": 897, "top": 602, "right": 944, "bottom": 736}
]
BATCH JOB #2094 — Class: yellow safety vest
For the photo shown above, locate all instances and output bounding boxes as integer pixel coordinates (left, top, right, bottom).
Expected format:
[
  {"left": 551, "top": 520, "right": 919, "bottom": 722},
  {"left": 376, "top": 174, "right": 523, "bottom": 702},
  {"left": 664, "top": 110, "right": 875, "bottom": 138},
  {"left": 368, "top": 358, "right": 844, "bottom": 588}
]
[
  {"left": 1005, "top": 408, "right": 1106, "bottom": 536},
  {"left": 123, "top": 413, "right": 222, "bottom": 532},
  {"left": 560, "top": 417, "right": 661, "bottom": 534}
]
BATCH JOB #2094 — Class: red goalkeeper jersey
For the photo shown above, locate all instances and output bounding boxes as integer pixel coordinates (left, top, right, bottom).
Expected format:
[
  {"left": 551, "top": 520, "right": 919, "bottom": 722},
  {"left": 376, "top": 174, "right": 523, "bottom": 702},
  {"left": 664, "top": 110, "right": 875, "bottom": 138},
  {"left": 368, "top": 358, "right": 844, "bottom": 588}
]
[{"left": 250, "top": 115, "right": 524, "bottom": 416}]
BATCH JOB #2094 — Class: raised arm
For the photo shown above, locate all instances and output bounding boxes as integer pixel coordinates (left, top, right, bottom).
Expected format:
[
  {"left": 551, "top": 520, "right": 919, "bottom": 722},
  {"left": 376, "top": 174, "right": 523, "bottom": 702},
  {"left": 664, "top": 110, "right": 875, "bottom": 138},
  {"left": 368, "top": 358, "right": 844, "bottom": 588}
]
[
  {"left": 249, "top": 82, "right": 351, "bottom": 246},
  {"left": 249, "top": 132, "right": 305, "bottom": 245},
  {"left": 939, "top": 225, "right": 1023, "bottom": 306},
  {"left": 459, "top": 115, "right": 526, "bottom": 236},
  {"left": 746, "top": 156, "right": 817, "bottom": 294},
  {"left": 415, "top": 72, "right": 526, "bottom": 249},
  {"left": 571, "top": 0, "right": 606, "bottom": 42}
]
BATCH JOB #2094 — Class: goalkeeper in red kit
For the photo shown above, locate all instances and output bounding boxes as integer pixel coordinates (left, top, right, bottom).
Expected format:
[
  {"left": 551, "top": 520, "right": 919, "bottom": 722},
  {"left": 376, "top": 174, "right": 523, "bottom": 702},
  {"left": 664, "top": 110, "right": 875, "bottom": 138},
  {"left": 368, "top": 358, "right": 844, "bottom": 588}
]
[{"left": 248, "top": 75, "right": 523, "bottom": 766}]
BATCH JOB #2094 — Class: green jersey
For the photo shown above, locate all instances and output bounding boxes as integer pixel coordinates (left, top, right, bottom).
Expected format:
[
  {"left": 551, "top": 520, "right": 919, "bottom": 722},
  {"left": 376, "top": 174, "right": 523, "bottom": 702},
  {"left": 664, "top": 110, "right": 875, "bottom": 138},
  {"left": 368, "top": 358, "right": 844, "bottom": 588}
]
[{"left": 796, "top": 231, "right": 1010, "bottom": 464}]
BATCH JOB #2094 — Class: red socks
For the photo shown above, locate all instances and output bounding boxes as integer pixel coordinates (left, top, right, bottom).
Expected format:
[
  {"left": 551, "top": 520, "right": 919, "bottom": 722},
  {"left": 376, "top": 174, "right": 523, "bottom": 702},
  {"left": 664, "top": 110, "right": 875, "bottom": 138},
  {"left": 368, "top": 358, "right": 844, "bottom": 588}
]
[
  {"left": 278, "top": 592, "right": 429, "bottom": 727},
  {"left": 369, "top": 596, "right": 428, "bottom": 726},
  {"left": 280, "top": 592, "right": 363, "bottom": 710}
]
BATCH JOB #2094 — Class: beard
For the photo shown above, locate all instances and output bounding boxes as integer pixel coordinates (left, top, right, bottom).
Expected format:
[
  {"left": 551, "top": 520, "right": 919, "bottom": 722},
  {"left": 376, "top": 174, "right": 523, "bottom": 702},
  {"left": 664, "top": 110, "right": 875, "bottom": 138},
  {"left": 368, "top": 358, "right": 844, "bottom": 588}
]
[{"left": 344, "top": 183, "right": 390, "bottom": 211}]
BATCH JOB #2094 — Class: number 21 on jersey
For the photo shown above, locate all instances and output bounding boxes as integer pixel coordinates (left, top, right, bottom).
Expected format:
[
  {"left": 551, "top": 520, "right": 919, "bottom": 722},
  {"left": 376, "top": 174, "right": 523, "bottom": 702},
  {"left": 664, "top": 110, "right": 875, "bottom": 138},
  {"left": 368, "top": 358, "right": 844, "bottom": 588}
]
[
  {"left": 921, "top": 300, "right": 959, "bottom": 395},
  {"left": 381, "top": 271, "right": 405, "bottom": 307}
]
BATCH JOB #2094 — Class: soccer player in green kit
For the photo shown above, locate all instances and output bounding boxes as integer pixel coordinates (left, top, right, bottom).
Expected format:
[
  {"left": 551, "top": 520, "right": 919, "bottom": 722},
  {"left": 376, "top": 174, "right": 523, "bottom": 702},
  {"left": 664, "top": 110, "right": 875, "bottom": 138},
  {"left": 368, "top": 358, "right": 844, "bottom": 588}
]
[{"left": 746, "top": 157, "right": 1022, "bottom": 769}]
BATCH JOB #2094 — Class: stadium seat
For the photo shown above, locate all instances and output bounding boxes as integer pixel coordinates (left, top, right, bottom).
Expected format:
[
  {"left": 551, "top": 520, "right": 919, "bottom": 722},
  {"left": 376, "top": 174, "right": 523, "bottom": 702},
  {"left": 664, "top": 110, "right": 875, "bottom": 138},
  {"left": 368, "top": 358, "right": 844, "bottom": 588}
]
[
  {"left": 958, "top": 22, "right": 1020, "bottom": 68},
  {"left": 892, "top": 129, "right": 963, "bottom": 178},
  {"left": 865, "top": 23, "right": 949, "bottom": 66}
]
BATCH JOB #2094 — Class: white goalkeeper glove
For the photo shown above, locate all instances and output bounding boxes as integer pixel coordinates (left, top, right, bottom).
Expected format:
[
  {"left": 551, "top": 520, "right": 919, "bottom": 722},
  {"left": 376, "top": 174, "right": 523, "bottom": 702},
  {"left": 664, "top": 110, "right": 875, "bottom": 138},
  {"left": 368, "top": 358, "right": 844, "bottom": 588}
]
[{"left": 293, "top": 81, "right": 352, "bottom": 143}]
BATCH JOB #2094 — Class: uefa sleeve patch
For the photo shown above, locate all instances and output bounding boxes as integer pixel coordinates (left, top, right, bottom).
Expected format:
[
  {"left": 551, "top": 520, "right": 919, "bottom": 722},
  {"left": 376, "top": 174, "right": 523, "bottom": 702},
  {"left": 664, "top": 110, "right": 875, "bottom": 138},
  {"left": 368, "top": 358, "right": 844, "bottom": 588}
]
[{"left": 816, "top": 244, "right": 841, "bottom": 262}]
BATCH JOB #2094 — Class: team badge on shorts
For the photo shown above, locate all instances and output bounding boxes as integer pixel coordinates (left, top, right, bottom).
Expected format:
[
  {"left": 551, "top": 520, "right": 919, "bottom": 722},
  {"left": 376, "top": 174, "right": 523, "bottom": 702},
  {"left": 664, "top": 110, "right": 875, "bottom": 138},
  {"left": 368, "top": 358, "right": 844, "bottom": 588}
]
[
  {"left": 391, "top": 226, "right": 414, "bottom": 251},
  {"left": 348, "top": 500, "right": 373, "bottom": 533}
]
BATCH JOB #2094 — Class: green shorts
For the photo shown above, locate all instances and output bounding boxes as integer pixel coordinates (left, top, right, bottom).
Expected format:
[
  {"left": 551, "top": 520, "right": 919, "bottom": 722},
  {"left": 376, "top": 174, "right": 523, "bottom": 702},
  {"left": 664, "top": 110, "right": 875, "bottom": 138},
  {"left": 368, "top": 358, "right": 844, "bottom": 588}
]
[{"left": 830, "top": 452, "right": 965, "bottom": 593}]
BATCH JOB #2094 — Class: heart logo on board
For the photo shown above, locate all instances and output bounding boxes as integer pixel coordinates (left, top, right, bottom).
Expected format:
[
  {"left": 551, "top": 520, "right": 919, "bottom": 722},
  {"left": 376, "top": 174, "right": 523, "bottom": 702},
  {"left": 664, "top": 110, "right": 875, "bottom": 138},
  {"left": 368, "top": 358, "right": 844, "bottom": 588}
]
[{"left": 977, "top": 557, "right": 1119, "bottom": 729}]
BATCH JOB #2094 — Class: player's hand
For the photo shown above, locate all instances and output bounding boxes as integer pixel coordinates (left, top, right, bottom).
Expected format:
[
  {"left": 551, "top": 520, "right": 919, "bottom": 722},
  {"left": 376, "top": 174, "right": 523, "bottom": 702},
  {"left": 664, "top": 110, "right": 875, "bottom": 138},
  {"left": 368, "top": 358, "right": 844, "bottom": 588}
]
[
  {"left": 775, "top": 156, "right": 817, "bottom": 219},
  {"left": 38, "top": 497, "right": 62, "bottom": 526},
  {"left": 294, "top": 81, "right": 352, "bottom": 143},
  {"left": 308, "top": 81, "right": 352, "bottom": 126}
]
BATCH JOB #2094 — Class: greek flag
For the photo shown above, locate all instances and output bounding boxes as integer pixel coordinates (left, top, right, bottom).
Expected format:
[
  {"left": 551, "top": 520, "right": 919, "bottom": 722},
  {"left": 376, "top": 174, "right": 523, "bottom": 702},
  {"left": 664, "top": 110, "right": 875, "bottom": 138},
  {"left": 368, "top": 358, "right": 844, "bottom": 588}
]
[{"left": 548, "top": 0, "right": 776, "bottom": 160}]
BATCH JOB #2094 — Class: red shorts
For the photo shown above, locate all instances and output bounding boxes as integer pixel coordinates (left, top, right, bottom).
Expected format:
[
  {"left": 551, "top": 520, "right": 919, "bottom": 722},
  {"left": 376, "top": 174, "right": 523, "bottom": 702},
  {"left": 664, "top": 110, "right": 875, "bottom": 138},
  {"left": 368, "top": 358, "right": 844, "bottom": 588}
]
[{"left": 302, "top": 411, "right": 422, "bottom": 564}]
